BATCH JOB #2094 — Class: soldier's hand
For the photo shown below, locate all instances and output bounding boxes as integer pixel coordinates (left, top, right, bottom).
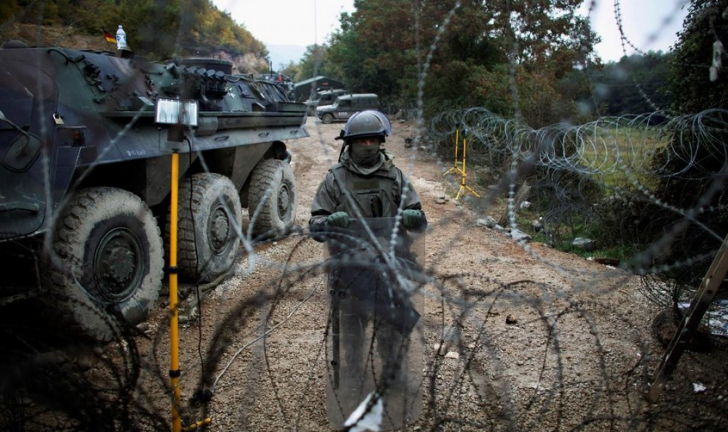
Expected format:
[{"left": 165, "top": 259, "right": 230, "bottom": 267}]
[
  {"left": 326, "top": 211, "right": 350, "bottom": 228},
  {"left": 402, "top": 209, "right": 424, "bottom": 229}
]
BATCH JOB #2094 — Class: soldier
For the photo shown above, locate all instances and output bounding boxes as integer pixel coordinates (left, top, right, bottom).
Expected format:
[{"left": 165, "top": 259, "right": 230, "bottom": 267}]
[
  {"left": 309, "top": 109, "right": 426, "bottom": 232},
  {"left": 310, "top": 109, "right": 426, "bottom": 399}
]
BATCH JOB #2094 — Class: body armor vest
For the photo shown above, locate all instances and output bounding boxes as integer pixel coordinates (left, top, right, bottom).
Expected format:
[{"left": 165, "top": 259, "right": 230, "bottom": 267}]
[{"left": 329, "top": 164, "right": 402, "bottom": 218}]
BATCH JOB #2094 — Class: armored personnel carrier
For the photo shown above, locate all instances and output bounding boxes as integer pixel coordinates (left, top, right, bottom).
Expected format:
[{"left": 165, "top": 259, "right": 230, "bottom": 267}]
[{"left": 0, "top": 44, "right": 308, "bottom": 340}]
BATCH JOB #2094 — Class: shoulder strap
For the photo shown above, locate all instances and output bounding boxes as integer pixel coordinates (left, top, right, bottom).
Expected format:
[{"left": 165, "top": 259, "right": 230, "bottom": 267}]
[{"left": 329, "top": 164, "right": 348, "bottom": 189}]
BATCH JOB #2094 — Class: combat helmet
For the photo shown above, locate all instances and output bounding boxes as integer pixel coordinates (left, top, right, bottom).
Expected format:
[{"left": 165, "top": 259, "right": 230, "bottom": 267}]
[{"left": 336, "top": 110, "right": 391, "bottom": 142}]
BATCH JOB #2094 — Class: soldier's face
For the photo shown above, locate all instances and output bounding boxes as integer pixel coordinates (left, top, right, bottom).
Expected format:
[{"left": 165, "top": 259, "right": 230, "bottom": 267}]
[
  {"left": 352, "top": 137, "right": 379, "bottom": 146},
  {"left": 349, "top": 138, "right": 381, "bottom": 166}
]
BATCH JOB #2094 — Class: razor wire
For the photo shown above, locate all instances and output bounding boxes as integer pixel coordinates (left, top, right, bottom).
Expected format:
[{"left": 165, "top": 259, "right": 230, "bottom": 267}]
[
  {"left": 428, "top": 107, "right": 728, "bottom": 181},
  {"left": 2, "top": 1, "right": 728, "bottom": 432}
]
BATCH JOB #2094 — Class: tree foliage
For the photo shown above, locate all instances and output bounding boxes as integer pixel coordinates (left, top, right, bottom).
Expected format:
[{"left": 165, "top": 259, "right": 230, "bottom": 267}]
[
  {"left": 295, "top": 44, "right": 337, "bottom": 82},
  {"left": 279, "top": 60, "right": 301, "bottom": 82},
  {"left": 658, "top": 0, "right": 728, "bottom": 209},
  {"left": 324, "top": 0, "right": 597, "bottom": 127},
  {"left": 563, "top": 52, "right": 674, "bottom": 117},
  {"left": 669, "top": 0, "right": 728, "bottom": 112},
  {"left": 642, "top": 0, "right": 728, "bottom": 292}
]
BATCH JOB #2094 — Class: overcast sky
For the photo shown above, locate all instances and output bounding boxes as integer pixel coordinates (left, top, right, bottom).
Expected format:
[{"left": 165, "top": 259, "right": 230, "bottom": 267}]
[
  {"left": 211, "top": 0, "right": 355, "bottom": 47},
  {"left": 585, "top": 0, "right": 689, "bottom": 61},
  {"left": 211, "top": 0, "right": 690, "bottom": 65}
]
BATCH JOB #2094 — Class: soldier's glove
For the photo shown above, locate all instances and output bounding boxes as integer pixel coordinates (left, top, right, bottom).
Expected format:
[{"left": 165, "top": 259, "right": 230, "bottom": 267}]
[
  {"left": 326, "top": 211, "right": 350, "bottom": 228},
  {"left": 402, "top": 209, "right": 424, "bottom": 229}
]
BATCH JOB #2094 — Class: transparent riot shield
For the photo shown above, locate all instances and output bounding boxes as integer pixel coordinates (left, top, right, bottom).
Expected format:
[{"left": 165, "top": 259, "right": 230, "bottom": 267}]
[{"left": 324, "top": 217, "right": 424, "bottom": 430}]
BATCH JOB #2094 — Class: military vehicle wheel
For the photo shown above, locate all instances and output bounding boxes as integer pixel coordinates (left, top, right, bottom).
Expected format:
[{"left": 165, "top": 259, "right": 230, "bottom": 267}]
[
  {"left": 43, "top": 187, "right": 164, "bottom": 341},
  {"left": 173, "top": 173, "right": 242, "bottom": 282},
  {"left": 248, "top": 159, "right": 297, "bottom": 237},
  {"left": 321, "top": 113, "right": 334, "bottom": 124}
]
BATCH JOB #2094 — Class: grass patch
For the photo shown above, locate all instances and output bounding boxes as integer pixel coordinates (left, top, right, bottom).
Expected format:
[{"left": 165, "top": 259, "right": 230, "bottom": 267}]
[
  {"left": 515, "top": 208, "right": 640, "bottom": 262},
  {"left": 556, "top": 241, "right": 640, "bottom": 261},
  {"left": 574, "top": 124, "right": 668, "bottom": 188}
]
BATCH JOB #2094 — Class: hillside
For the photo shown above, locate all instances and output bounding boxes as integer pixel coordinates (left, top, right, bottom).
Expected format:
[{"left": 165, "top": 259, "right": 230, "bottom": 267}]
[
  {"left": 0, "top": 23, "right": 111, "bottom": 51},
  {"left": 0, "top": 23, "right": 262, "bottom": 74}
]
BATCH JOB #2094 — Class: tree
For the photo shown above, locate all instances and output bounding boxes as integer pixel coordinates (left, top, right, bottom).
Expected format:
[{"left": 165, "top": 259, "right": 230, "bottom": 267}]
[
  {"left": 660, "top": 0, "right": 728, "bottom": 208},
  {"left": 279, "top": 61, "right": 301, "bottom": 82},
  {"left": 297, "top": 44, "right": 336, "bottom": 81},
  {"left": 325, "top": 0, "right": 597, "bottom": 126},
  {"left": 669, "top": 0, "right": 728, "bottom": 112},
  {"left": 641, "top": 0, "right": 728, "bottom": 297},
  {"left": 568, "top": 52, "right": 675, "bottom": 118}
]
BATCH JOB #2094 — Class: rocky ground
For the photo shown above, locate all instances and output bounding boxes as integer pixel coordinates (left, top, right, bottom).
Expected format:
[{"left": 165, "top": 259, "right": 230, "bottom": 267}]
[{"left": 122, "top": 116, "right": 727, "bottom": 431}]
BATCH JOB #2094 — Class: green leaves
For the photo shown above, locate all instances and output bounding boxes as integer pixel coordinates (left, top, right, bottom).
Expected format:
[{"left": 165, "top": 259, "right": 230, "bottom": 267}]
[
  {"left": 323, "top": 0, "right": 597, "bottom": 127},
  {"left": 669, "top": 0, "right": 728, "bottom": 113}
]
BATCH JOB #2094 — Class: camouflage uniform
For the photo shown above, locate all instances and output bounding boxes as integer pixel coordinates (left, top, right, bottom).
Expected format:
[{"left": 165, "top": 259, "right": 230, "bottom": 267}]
[{"left": 310, "top": 110, "right": 425, "bottom": 385}]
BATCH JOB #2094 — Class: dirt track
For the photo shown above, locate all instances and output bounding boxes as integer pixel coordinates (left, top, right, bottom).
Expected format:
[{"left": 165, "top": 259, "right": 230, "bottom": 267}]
[{"left": 132, "top": 116, "right": 727, "bottom": 431}]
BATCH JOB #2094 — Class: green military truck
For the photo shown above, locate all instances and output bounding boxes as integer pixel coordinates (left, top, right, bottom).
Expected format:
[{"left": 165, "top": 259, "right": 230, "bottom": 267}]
[{"left": 316, "top": 94, "right": 380, "bottom": 124}]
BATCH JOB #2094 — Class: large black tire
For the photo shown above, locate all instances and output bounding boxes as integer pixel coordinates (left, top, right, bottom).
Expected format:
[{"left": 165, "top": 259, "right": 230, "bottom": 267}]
[
  {"left": 172, "top": 173, "right": 242, "bottom": 282},
  {"left": 248, "top": 159, "right": 297, "bottom": 237},
  {"left": 321, "top": 113, "right": 334, "bottom": 124},
  {"left": 43, "top": 187, "right": 164, "bottom": 341}
]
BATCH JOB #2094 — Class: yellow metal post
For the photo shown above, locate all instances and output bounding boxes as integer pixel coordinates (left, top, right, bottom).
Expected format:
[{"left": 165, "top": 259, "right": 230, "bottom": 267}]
[
  {"left": 455, "top": 132, "right": 480, "bottom": 200},
  {"left": 461, "top": 134, "right": 468, "bottom": 188},
  {"left": 443, "top": 127, "right": 464, "bottom": 176},
  {"left": 169, "top": 151, "right": 181, "bottom": 432},
  {"left": 453, "top": 128, "right": 459, "bottom": 170}
]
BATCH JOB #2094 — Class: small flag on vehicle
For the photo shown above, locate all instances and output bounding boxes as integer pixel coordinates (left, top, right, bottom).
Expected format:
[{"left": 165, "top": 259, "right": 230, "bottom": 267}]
[{"left": 104, "top": 31, "right": 116, "bottom": 44}]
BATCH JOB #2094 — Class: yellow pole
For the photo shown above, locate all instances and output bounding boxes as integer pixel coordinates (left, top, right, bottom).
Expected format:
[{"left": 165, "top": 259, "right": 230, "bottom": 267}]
[
  {"left": 461, "top": 133, "right": 468, "bottom": 188},
  {"left": 453, "top": 128, "right": 460, "bottom": 168},
  {"left": 444, "top": 128, "right": 463, "bottom": 177},
  {"left": 169, "top": 151, "right": 182, "bottom": 432}
]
